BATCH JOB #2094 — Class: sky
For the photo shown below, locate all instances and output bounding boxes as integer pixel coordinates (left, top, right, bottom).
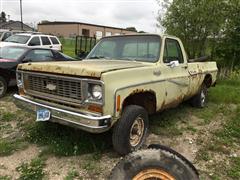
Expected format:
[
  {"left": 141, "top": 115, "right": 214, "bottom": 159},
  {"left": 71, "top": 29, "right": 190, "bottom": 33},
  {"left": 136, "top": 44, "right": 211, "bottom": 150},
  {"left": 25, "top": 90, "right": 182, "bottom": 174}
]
[{"left": 1, "top": 0, "right": 162, "bottom": 33}]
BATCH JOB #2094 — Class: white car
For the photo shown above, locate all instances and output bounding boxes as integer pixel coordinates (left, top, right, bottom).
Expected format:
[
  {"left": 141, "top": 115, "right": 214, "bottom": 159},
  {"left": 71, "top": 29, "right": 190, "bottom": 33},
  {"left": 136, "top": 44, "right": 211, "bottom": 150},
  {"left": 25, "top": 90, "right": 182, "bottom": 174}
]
[
  {"left": 0, "top": 33, "right": 62, "bottom": 51},
  {"left": 0, "top": 29, "right": 25, "bottom": 41}
]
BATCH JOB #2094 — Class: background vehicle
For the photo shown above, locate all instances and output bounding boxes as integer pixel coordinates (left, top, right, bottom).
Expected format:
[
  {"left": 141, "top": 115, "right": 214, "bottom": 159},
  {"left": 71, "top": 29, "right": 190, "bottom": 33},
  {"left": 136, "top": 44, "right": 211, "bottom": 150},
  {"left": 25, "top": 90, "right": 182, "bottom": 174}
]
[
  {"left": 0, "top": 33, "right": 62, "bottom": 51},
  {"left": 109, "top": 144, "right": 199, "bottom": 180},
  {"left": 14, "top": 34, "right": 218, "bottom": 155},
  {"left": 0, "top": 46, "right": 75, "bottom": 97},
  {"left": 0, "top": 29, "right": 25, "bottom": 42}
]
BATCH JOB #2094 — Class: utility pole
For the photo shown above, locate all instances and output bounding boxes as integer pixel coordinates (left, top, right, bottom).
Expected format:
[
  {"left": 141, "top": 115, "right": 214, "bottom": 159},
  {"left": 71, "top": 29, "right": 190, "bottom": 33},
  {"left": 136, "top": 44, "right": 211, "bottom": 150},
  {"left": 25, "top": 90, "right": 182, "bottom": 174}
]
[{"left": 20, "top": 0, "right": 23, "bottom": 30}]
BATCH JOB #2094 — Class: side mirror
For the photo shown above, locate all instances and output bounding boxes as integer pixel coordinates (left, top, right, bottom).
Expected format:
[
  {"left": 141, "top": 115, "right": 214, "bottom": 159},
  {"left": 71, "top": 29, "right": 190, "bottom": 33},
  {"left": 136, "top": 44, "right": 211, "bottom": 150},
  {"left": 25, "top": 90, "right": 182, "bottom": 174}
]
[
  {"left": 167, "top": 60, "right": 179, "bottom": 68},
  {"left": 22, "top": 58, "right": 32, "bottom": 63}
]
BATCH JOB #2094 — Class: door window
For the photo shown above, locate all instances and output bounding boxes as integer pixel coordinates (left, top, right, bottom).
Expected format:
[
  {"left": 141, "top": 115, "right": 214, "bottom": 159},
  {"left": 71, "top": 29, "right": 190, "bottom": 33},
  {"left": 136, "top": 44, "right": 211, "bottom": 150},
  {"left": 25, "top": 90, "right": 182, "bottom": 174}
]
[
  {"left": 163, "top": 39, "right": 184, "bottom": 63},
  {"left": 2, "top": 32, "right": 12, "bottom": 41},
  {"left": 28, "top": 37, "right": 40, "bottom": 46},
  {"left": 41, "top": 36, "right": 51, "bottom": 45},
  {"left": 24, "top": 49, "right": 53, "bottom": 62}
]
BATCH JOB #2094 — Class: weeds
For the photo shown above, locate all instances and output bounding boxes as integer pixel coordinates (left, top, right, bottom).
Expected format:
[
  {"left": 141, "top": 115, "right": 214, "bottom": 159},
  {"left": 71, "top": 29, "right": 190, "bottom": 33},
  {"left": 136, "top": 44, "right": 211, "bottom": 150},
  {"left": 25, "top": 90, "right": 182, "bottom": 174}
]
[
  {"left": 0, "top": 112, "right": 16, "bottom": 122},
  {"left": 24, "top": 122, "right": 111, "bottom": 156},
  {"left": 150, "top": 104, "right": 188, "bottom": 136},
  {"left": 227, "top": 157, "right": 240, "bottom": 178},
  {"left": 64, "top": 168, "right": 81, "bottom": 180},
  {"left": 0, "top": 176, "right": 11, "bottom": 180},
  {"left": 0, "top": 139, "right": 23, "bottom": 156},
  {"left": 16, "top": 157, "right": 45, "bottom": 180}
]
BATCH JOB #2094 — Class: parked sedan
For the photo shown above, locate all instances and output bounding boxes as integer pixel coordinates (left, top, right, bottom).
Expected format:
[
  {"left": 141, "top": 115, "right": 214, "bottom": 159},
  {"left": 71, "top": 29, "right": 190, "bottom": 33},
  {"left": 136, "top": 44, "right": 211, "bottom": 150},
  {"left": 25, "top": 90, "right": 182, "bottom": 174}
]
[{"left": 0, "top": 46, "right": 75, "bottom": 97}]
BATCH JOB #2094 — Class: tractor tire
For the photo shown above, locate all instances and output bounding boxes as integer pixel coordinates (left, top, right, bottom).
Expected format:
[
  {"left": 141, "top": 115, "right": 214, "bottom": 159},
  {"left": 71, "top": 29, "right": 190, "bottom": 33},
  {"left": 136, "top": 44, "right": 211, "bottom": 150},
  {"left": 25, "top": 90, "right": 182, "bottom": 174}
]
[{"left": 109, "top": 145, "right": 199, "bottom": 180}]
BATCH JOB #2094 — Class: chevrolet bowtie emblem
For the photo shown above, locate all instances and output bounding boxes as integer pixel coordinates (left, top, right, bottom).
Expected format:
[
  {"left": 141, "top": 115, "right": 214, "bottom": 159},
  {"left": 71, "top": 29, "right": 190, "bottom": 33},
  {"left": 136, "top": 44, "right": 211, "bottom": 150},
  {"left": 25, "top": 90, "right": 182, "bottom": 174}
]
[{"left": 46, "top": 84, "right": 57, "bottom": 91}]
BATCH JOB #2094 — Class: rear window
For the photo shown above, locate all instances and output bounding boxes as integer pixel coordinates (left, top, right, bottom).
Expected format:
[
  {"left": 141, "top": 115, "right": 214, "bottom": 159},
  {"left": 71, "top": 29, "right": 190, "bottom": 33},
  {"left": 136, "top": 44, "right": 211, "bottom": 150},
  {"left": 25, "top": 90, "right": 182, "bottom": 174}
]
[
  {"left": 50, "top": 37, "right": 60, "bottom": 44},
  {"left": 41, "top": 36, "right": 51, "bottom": 45}
]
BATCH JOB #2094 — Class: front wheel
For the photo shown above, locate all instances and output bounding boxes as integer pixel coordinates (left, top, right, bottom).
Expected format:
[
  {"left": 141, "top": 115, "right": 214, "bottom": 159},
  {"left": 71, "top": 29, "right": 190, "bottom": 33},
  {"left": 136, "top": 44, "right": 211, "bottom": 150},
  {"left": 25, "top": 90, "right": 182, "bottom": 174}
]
[
  {"left": 112, "top": 105, "right": 149, "bottom": 155},
  {"left": 0, "top": 76, "right": 7, "bottom": 98}
]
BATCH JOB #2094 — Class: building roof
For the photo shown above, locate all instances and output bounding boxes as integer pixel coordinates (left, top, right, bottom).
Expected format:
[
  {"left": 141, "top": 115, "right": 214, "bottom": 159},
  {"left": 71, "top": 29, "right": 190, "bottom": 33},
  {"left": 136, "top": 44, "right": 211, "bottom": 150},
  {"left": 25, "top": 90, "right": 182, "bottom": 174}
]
[
  {"left": 38, "top": 21, "right": 136, "bottom": 32},
  {"left": 0, "top": 21, "right": 33, "bottom": 31}
]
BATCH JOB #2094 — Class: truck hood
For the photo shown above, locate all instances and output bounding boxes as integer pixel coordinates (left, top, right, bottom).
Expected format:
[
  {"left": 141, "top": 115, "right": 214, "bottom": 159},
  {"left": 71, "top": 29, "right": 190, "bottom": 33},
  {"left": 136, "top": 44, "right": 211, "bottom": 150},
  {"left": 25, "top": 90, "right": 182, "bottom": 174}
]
[{"left": 18, "top": 60, "right": 149, "bottom": 78}]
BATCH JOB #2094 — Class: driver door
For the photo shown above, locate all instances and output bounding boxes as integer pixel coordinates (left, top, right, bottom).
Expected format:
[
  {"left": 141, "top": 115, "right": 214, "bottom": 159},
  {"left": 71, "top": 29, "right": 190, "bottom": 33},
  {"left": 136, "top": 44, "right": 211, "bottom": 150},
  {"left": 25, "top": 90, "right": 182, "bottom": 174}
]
[{"left": 162, "top": 38, "right": 190, "bottom": 108}]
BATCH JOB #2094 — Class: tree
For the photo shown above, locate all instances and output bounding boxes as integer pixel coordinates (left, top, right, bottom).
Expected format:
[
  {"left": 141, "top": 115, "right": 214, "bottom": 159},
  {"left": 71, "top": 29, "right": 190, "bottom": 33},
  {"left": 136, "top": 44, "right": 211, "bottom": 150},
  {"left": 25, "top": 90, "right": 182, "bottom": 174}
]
[
  {"left": 126, "top": 27, "right": 137, "bottom": 32},
  {"left": 158, "top": 0, "right": 226, "bottom": 58},
  {"left": 0, "top": 11, "right": 7, "bottom": 22},
  {"left": 215, "top": 0, "right": 240, "bottom": 69}
]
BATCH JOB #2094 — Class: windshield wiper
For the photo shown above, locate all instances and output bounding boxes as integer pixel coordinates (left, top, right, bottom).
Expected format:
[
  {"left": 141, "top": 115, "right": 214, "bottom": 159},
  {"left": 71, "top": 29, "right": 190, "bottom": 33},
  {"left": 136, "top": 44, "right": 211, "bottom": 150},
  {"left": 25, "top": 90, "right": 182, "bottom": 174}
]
[{"left": 7, "top": 41, "right": 20, "bottom": 43}]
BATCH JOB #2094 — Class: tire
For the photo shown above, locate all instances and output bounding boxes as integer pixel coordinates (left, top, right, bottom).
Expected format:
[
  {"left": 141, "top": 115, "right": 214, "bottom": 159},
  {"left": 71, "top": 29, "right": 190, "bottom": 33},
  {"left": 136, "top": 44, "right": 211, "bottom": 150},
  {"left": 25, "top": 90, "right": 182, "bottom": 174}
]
[
  {"left": 0, "top": 76, "right": 7, "bottom": 98},
  {"left": 109, "top": 147, "right": 199, "bottom": 180},
  {"left": 112, "top": 105, "right": 149, "bottom": 155},
  {"left": 191, "top": 84, "right": 207, "bottom": 108}
]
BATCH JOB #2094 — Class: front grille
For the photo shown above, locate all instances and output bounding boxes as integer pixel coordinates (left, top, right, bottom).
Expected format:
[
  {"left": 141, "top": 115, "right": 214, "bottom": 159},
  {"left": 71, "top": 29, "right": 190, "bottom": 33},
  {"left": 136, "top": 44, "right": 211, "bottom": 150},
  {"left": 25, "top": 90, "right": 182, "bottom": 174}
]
[{"left": 24, "top": 73, "right": 83, "bottom": 105}]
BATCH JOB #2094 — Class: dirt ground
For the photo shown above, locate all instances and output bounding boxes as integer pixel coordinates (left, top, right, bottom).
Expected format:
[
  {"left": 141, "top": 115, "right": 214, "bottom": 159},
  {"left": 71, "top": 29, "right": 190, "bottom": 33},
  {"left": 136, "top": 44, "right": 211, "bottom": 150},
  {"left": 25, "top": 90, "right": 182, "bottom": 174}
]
[{"left": 0, "top": 88, "right": 239, "bottom": 180}]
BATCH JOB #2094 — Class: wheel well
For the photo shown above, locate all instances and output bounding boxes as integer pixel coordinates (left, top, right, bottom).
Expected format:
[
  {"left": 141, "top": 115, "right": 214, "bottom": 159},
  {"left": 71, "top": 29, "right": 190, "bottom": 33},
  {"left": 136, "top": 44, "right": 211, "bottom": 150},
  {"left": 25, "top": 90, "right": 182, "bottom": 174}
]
[
  {"left": 203, "top": 74, "right": 212, "bottom": 88},
  {"left": 122, "top": 91, "right": 156, "bottom": 114}
]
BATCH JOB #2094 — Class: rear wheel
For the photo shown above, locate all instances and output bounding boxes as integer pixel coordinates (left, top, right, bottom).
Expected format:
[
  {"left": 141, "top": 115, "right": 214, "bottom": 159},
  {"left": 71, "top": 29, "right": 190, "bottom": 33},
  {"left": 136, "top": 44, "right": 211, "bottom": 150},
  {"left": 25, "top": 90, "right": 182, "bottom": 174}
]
[
  {"left": 109, "top": 148, "right": 199, "bottom": 180},
  {"left": 112, "top": 105, "right": 149, "bottom": 155},
  {"left": 191, "top": 84, "right": 207, "bottom": 108},
  {"left": 0, "top": 76, "right": 7, "bottom": 98}
]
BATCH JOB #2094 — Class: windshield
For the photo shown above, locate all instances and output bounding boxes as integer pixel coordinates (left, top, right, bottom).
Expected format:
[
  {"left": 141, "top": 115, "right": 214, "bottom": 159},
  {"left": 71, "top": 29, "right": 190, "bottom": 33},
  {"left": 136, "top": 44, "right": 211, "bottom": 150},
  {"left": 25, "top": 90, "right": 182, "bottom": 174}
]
[
  {"left": 0, "top": 46, "right": 27, "bottom": 60},
  {"left": 4, "top": 35, "right": 30, "bottom": 44},
  {"left": 86, "top": 35, "right": 161, "bottom": 63},
  {"left": 59, "top": 52, "right": 75, "bottom": 60}
]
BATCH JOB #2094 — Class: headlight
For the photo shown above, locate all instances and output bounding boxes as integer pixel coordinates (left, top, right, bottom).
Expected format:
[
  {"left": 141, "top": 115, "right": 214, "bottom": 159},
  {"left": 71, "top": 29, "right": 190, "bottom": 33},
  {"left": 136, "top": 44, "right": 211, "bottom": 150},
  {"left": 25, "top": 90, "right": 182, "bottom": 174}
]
[
  {"left": 16, "top": 72, "right": 23, "bottom": 88},
  {"left": 88, "top": 84, "right": 103, "bottom": 101},
  {"left": 92, "top": 85, "right": 102, "bottom": 99}
]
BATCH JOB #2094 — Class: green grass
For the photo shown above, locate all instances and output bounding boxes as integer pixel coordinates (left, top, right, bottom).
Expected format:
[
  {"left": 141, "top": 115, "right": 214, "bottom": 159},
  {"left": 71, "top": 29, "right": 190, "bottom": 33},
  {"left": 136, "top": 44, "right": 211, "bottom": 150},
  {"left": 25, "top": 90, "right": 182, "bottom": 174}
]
[
  {"left": 208, "top": 78, "right": 240, "bottom": 104},
  {"left": 0, "top": 139, "right": 25, "bottom": 156},
  {"left": 227, "top": 157, "right": 240, "bottom": 178},
  {"left": 213, "top": 106, "right": 240, "bottom": 147},
  {"left": 16, "top": 157, "right": 45, "bottom": 180},
  {"left": 149, "top": 105, "right": 188, "bottom": 136},
  {"left": 59, "top": 37, "right": 97, "bottom": 58},
  {"left": 0, "top": 112, "right": 16, "bottom": 122},
  {"left": 195, "top": 75, "right": 240, "bottom": 178},
  {"left": 60, "top": 38, "right": 76, "bottom": 58},
  {"left": 0, "top": 176, "right": 11, "bottom": 180},
  {"left": 25, "top": 122, "right": 111, "bottom": 156},
  {"left": 64, "top": 168, "right": 81, "bottom": 180}
]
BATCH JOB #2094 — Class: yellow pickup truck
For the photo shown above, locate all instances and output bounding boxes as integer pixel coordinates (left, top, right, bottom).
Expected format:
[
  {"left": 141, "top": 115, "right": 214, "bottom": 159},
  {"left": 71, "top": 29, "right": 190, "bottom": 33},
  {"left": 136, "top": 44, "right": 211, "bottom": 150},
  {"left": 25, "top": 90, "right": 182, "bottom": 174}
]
[{"left": 14, "top": 34, "right": 218, "bottom": 155}]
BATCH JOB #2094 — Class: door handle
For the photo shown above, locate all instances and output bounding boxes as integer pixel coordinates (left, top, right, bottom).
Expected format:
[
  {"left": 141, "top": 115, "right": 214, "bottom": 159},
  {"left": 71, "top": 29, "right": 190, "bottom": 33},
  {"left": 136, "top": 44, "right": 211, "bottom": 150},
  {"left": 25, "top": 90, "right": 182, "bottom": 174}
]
[
  {"left": 50, "top": 45, "right": 53, "bottom": 48},
  {"left": 153, "top": 70, "right": 161, "bottom": 76}
]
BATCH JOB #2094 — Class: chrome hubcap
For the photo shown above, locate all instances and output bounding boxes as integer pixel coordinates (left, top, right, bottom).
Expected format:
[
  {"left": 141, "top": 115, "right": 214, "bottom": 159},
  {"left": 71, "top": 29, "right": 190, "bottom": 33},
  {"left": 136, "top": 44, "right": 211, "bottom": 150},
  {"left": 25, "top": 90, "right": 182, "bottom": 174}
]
[
  {"left": 200, "top": 90, "right": 206, "bottom": 106},
  {"left": 130, "top": 117, "right": 144, "bottom": 147}
]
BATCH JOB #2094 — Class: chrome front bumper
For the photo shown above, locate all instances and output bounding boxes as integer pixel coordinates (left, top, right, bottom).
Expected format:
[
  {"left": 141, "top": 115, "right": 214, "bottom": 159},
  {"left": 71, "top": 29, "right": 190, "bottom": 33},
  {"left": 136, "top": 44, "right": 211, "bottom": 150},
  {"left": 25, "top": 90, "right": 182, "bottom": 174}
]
[{"left": 13, "top": 94, "right": 112, "bottom": 133}]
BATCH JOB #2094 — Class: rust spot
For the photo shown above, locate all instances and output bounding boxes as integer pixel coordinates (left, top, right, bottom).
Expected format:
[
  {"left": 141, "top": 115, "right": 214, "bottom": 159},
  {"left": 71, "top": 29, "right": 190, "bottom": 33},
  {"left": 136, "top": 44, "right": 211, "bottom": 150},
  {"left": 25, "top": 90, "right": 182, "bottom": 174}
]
[
  {"left": 162, "top": 96, "right": 182, "bottom": 110},
  {"left": 56, "top": 66, "right": 61, "bottom": 71}
]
